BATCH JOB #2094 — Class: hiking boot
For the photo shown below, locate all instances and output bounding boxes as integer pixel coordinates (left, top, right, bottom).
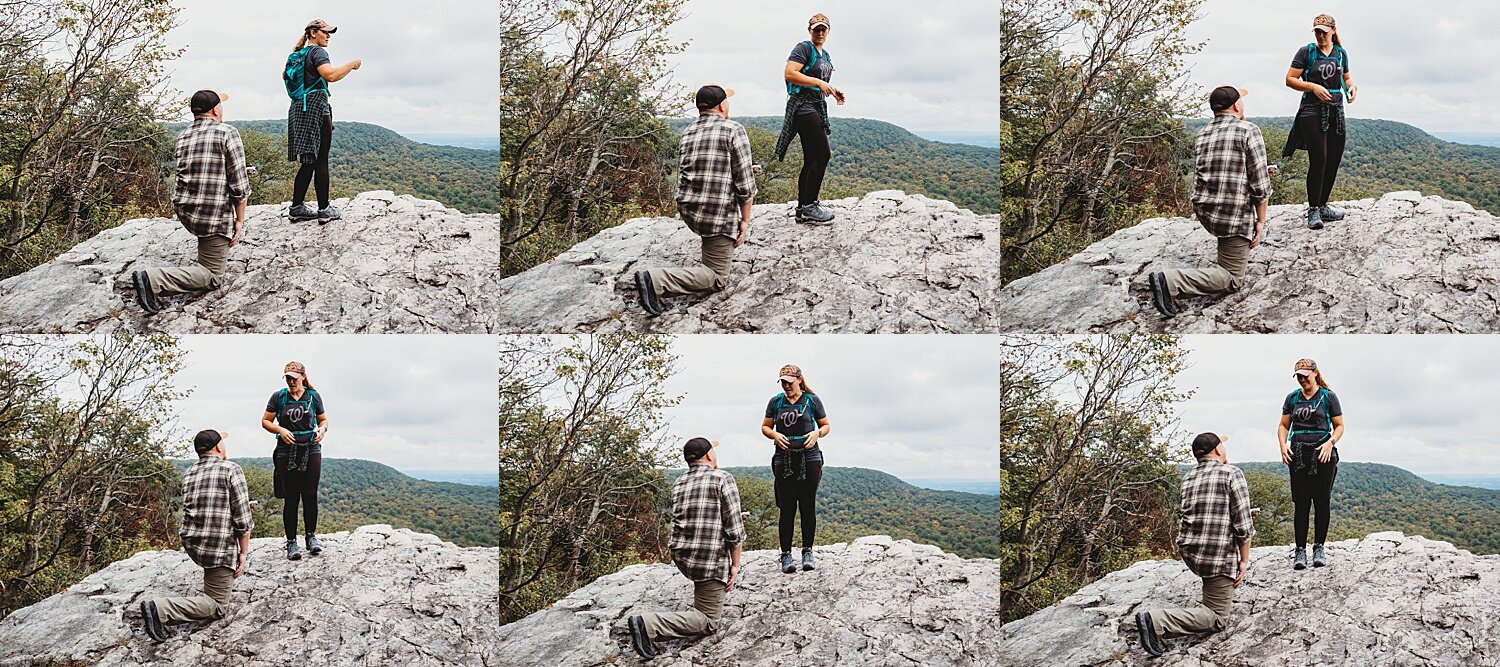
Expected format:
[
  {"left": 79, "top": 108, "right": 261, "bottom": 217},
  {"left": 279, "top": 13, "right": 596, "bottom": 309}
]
[
  {"left": 1312, "top": 543, "right": 1327, "bottom": 567},
  {"left": 286, "top": 539, "right": 302, "bottom": 561},
  {"left": 795, "top": 202, "right": 835, "bottom": 225},
  {"left": 780, "top": 550, "right": 796, "bottom": 574},
  {"left": 627, "top": 614, "right": 655, "bottom": 660},
  {"left": 801, "top": 548, "right": 816, "bottom": 571},
  {"left": 634, "top": 271, "right": 663, "bottom": 317},
  {"left": 1307, "top": 206, "right": 1324, "bottom": 230},
  {"left": 289, "top": 203, "right": 318, "bottom": 221},
  {"left": 316, "top": 205, "right": 341, "bottom": 224},
  {"left": 131, "top": 271, "right": 160, "bottom": 315},
  {"left": 1148, "top": 271, "right": 1176, "bottom": 318},
  {"left": 1293, "top": 546, "right": 1307, "bottom": 570},
  {"left": 1319, "top": 204, "right": 1346, "bottom": 222},
  {"left": 305, "top": 534, "right": 323, "bottom": 555},
  {"left": 1135, "top": 611, "right": 1166, "bottom": 656},
  {"left": 140, "top": 600, "right": 167, "bottom": 644}
]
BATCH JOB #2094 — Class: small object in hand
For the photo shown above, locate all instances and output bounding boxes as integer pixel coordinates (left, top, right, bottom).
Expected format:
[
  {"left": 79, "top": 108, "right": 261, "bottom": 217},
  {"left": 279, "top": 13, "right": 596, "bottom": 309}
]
[
  {"left": 751, "top": 164, "right": 764, "bottom": 175},
  {"left": 248, "top": 500, "right": 259, "bottom": 509},
  {"left": 246, "top": 166, "right": 258, "bottom": 177},
  {"left": 1267, "top": 163, "right": 1280, "bottom": 176}
]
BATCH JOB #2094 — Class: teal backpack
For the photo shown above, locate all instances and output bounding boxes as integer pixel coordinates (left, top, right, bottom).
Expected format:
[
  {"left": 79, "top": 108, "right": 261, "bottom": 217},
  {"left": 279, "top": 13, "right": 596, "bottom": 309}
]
[
  {"left": 1286, "top": 388, "right": 1333, "bottom": 444},
  {"left": 772, "top": 392, "right": 815, "bottom": 443},
  {"left": 786, "top": 41, "right": 831, "bottom": 95},
  {"left": 283, "top": 46, "right": 330, "bottom": 111},
  {"left": 1299, "top": 42, "right": 1346, "bottom": 99},
  {"left": 272, "top": 387, "right": 321, "bottom": 443}
]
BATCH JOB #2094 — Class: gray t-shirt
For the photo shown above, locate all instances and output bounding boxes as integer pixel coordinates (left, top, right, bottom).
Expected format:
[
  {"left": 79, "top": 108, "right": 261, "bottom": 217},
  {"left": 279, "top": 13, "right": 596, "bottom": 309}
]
[
  {"left": 1290, "top": 44, "right": 1348, "bottom": 117},
  {"left": 765, "top": 392, "right": 826, "bottom": 444},
  {"left": 304, "top": 46, "right": 331, "bottom": 91},
  {"left": 788, "top": 41, "right": 833, "bottom": 116}
]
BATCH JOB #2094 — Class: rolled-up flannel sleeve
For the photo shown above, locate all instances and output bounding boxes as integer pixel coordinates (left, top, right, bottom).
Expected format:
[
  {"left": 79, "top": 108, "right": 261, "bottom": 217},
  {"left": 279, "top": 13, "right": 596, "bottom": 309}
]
[
  {"left": 1229, "top": 469, "right": 1255, "bottom": 543},
  {"left": 1245, "top": 128, "right": 1271, "bottom": 204},
  {"left": 720, "top": 475, "right": 746, "bottom": 546},
  {"left": 224, "top": 128, "right": 251, "bottom": 202},
  {"left": 229, "top": 467, "right": 255, "bottom": 536},
  {"left": 729, "top": 126, "right": 757, "bottom": 203}
]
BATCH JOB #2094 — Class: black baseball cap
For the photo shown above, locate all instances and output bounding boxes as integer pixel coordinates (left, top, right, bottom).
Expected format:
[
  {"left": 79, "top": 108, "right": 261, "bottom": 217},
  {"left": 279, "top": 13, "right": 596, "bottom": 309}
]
[
  {"left": 189, "top": 90, "right": 227, "bottom": 115},
  {"left": 1208, "top": 86, "right": 1247, "bottom": 113},
  {"left": 695, "top": 85, "right": 734, "bottom": 111},
  {"left": 683, "top": 437, "right": 719, "bottom": 462},
  {"left": 1192, "top": 432, "right": 1226, "bottom": 459},
  {"left": 193, "top": 429, "right": 224, "bottom": 455}
]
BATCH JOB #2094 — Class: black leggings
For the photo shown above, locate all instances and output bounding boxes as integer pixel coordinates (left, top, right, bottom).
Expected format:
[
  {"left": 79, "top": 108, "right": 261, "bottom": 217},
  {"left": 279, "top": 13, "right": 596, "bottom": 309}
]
[
  {"left": 793, "top": 111, "right": 831, "bottom": 206},
  {"left": 771, "top": 455, "right": 823, "bottom": 551},
  {"left": 1295, "top": 113, "right": 1345, "bottom": 208},
  {"left": 282, "top": 451, "right": 321, "bottom": 540},
  {"left": 1289, "top": 454, "right": 1337, "bottom": 547},
  {"left": 292, "top": 113, "right": 333, "bottom": 209}
]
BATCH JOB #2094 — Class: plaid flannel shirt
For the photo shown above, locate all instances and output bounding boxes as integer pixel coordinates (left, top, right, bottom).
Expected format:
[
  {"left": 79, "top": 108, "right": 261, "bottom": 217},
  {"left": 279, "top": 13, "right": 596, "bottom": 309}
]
[
  {"left": 171, "top": 117, "right": 251, "bottom": 239},
  {"left": 675, "top": 114, "right": 757, "bottom": 240},
  {"left": 1175, "top": 459, "right": 1255, "bottom": 579},
  {"left": 287, "top": 90, "right": 331, "bottom": 165},
  {"left": 179, "top": 456, "right": 254, "bottom": 570},
  {"left": 1191, "top": 114, "right": 1272, "bottom": 241},
  {"left": 668, "top": 464, "right": 746, "bottom": 584}
]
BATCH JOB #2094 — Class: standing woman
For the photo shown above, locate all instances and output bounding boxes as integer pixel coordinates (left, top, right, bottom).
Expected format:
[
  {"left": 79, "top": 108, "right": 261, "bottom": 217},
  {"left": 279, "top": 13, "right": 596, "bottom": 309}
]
[
  {"left": 1283, "top": 13, "right": 1357, "bottom": 230},
  {"left": 261, "top": 361, "right": 329, "bottom": 560},
  {"left": 284, "top": 18, "right": 361, "bottom": 223},
  {"left": 1277, "top": 358, "right": 1344, "bottom": 570},
  {"left": 774, "top": 12, "right": 846, "bottom": 226},
  {"left": 761, "top": 364, "right": 831, "bottom": 574}
]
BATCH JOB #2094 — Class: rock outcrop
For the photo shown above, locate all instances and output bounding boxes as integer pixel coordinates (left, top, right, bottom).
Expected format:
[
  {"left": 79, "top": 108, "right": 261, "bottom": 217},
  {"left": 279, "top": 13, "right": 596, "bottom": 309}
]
[
  {"left": 996, "top": 532, "right": 1500, "bottom": 666},
  {"left": 0, "top": 192, "right": 500, "bottom": 333},
  {"left": 498, "top": 191, "right": 1000, "bottom": 333},
  {"left": 998, "top": 192, "right": 1500, "bottom": 333},
  {"left": 495, "top": 535, "right": 1001, "bottom": 666},
  {"left": 0, "top": 525, "right": 497, "bottom": 666}
]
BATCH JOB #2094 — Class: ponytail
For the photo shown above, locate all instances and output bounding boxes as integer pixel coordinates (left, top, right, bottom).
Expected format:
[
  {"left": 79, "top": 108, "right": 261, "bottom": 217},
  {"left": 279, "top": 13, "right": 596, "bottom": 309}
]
[
  {"left": 1314, "top": 370, "right": 1330, "bottom": 391},
  {"left": 294, "top": 30, "right": 310, "bottom": 50},
  {"left": 799, "top": 377, "right": 814, "bottom": 395},
  {"left": 303, "top": 376, "right": 317, "bottom": 392}
]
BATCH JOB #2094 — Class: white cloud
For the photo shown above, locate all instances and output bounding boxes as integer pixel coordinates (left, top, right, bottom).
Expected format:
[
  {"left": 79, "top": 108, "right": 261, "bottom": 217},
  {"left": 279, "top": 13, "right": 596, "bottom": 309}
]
[{"left": 166, "top": 0, "right": 497, "bottom": 135}]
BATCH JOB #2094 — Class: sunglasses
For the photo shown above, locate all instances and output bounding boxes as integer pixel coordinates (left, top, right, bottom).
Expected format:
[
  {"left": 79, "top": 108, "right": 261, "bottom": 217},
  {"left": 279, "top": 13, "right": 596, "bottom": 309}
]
[{"left": 811, "top": 26, "right": 829, "bottom": 33}]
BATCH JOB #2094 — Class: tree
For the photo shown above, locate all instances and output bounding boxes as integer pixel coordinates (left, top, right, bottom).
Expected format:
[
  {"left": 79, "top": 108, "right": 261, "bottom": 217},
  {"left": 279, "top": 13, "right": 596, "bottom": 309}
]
[
  {"left": 500, "top": 0, "right": 684, "bottom": 276},
  {"left": 0, "top": 0, "right": 182, "bottom": 278},
  {"left": 1244, "top": 469, "right": 1293, "bottom": 546},
  {"left": 1000, "top": 334, "right": 1192, "bottom": 621},
  {"left": 0, "top": 333, "right": 186, "bottom": 617},
  {"left": 499, "top": 334, "right": 681, "bottom": 623},
  {"left": 1001, "top": 0, "right": 1203, "bottom": 282}
]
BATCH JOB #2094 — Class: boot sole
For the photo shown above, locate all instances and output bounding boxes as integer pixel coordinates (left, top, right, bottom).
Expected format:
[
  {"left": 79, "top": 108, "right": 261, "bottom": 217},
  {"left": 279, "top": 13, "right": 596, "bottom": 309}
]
[
  {"left": 1148, "top": 273, "right": 1176, "bottom": 318},
  {"left": 132, "top": 272, "right": 160, "bottom": 315},
  {"left": 628, "top": 616, "right": 655, "bottom": 660}
]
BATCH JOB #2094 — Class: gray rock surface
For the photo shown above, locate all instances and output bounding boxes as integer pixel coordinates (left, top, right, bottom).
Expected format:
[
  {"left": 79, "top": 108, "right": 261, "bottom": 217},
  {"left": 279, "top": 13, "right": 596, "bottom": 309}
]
[
  {"left": 498, "top": 191, "right": 1000, "bottom": 333},
  {"left": 996, "top": 532, "right": 1500, "bottom": 666},
  {"left": 0, "top": 525, "right": 498, "bottom": 666},
  {"left": 998, "top": 192, "right": 1500, "bottom": 333},
  {"left": 495, "top": 535, "right": 1001, "bottom": 666},
  {"left": 0, "top": 192, "right": 500, "bottom": 333}
]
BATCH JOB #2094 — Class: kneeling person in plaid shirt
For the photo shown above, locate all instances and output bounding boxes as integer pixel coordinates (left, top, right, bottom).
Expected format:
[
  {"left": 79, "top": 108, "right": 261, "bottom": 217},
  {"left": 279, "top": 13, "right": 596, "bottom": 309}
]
[
  {"left": 1148, "top": 86, "right": 1271, "bottom": 318},
  {"left": 635, "top": 85, "right": 757, "bottom": 317},
  {"left": 132, "top": 90, "right": 251, "bottom": 315},
  {"left": 628, "top": 437, "right": 746, "bottom": 660},
  {"left": 139, "top": 429, "right": 254, "bottom": 643},
  {"left": 1136, "top": 433, "right": 1256, "bottom": 656}
]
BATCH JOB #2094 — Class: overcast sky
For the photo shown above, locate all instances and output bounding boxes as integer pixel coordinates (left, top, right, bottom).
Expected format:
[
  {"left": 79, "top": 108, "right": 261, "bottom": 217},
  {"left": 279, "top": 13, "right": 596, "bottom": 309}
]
[
  {"left": 1171, "top": 335, "right": 1500, "bottom": 477},
  {"left": 167, "top": 335, "right": 496, "bottom": 475},
  {"left": 662, "top": 335, "right": 999, "bottom": 481},
  {"left": 665, "top": 0, "right": 999, "bottom": 133},
  {"left": 164, "top": 0, "right": 497, "bottom": 135},
  {"left": 1185, "top": 1, "right": 1500, "bottom": 132}
]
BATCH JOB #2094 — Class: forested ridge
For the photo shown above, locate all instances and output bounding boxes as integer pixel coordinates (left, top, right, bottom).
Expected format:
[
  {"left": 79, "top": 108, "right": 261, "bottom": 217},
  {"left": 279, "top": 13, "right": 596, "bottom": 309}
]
[
  {"left": 167, "top": 120, "right": 498, "bottom": 214},
  {"left": 665, "top": 116, "right": 999, "bottom": 215},
  {"left": 670, "top": 465, "right": 998, "bottom": 559},
  {"left": 172, "top": 457, "right": 497, "bottom": 547}
]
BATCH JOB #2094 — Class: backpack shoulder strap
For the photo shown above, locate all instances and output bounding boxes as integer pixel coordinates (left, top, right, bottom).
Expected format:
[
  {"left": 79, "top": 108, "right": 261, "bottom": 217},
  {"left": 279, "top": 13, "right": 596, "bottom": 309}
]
[
  {"left": 275, "top": 387, "right": 288, "bottom": 412},
  {"left": 802, "top": 40, "right": 818, "bottom": 72}
]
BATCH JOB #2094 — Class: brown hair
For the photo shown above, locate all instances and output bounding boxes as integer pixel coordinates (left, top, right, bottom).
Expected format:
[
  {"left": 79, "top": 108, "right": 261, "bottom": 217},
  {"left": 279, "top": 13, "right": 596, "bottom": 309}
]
[
  {"left": 285, "top": 361, "right": 317, "bottom": 392},
  {"left": 295, "top": 29, "right": 311, "bottom": 50}
]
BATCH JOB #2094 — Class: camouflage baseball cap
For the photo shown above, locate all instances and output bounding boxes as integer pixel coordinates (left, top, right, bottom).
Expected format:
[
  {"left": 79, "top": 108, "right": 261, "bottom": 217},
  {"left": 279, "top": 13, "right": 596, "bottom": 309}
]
[
  {"left": 1313, "top": 14, "right": 1335, "bottom": 32},
  {"left": 1294, "top": 358, "right": 1318, "bottom": 376},
  {"left": 284, "top": 361, "right": 307, "bottom": 379},
  {"left": 778, "top": 364, "right": 802, "bottom": 383},
  {"left": 808, "top": 13, "right": 830, "bottom": 29},
  {"left": 306, "top": 18, "right": 337, "bottom": 34}
]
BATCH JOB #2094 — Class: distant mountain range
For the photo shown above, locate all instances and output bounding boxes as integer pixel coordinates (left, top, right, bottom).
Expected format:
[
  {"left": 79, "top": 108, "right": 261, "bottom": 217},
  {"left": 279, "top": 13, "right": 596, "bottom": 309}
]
[
  {"left": 1185, "top": 117, "right": 1500, "bottom": 212},
  {"left": 173, "top": 457, "right": 496, "bottom": 547},
  {"left": 167, "top": 120, "right": 497, "bottom": 213},
  {"left": 665, "top": 116, "right": 998, "bottom": 214},
  {"left": 670, "top": 466, "right": 997, "bottom": 559},
  {"left": 1208, "top": 462, "right": 1500, "bottom": 555}
]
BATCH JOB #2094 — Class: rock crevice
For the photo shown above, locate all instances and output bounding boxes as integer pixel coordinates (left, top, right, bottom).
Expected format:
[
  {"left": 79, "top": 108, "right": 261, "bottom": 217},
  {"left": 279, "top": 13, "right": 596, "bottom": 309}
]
[
  {"left": 0, "top": 192, "right": 500, "bottom": 333},
  {"left": 0, "top": 525, "right": 498, "bottom": 666},
  {"left": 996, "top": 532, "right": 1500, "bottom": 666},
  {"left": 498, "top": 191, "right": 1001, "bottom": 333},
  {"left": 998, "top": 192, "right": 1500, "bottom": 333},
  {"left": 495, "top": 535, "right": 1002, "bottom": 666}
]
